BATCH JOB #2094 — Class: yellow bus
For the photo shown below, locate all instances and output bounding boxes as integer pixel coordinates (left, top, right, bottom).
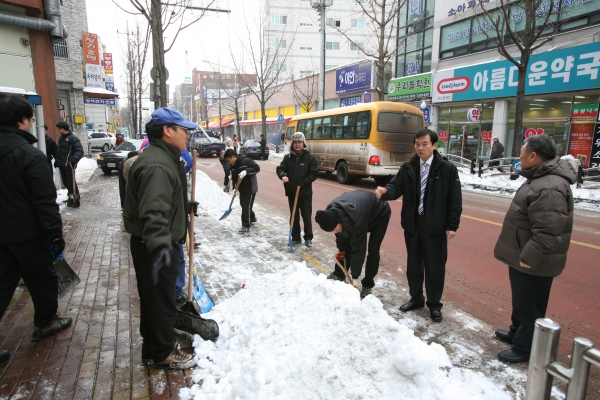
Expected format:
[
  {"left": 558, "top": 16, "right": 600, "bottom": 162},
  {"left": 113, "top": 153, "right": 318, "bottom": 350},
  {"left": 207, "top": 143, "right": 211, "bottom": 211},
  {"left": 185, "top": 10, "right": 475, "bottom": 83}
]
[{"left": 284, "top": 101, "right": 425, "bottom": 185}]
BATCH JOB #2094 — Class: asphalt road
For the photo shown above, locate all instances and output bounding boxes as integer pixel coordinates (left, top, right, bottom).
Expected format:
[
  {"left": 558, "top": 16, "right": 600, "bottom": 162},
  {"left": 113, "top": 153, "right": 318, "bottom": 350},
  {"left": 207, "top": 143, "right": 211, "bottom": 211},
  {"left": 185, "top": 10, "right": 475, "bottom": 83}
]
[{"left": 197, "top": 155, "right": 600, "bottom": 394}]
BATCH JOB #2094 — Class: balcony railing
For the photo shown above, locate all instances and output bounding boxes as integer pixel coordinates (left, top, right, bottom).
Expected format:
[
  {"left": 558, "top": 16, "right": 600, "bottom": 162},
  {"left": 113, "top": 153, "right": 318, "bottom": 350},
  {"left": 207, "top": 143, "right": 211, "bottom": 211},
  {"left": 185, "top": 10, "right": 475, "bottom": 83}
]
[{"left": 53, "top": 39, "right": 69, "bottom": 59}]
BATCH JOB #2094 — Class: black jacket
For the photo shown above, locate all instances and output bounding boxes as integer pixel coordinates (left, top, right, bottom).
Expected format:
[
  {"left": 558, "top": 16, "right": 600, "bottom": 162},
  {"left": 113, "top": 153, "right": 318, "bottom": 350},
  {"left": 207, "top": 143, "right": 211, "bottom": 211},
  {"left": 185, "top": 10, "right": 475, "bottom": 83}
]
[
  {"left": 381, "top": 150, "right": 462, "bottom": 236},
  {"left": 276, "top": 148, "right": 318, "bottom": 197},
  {"left": 55, "top": 131, "right": 84, "bottom": 167},
  {"left": 0, "top": 125, "right": 63, "bottom": 244},
  {"left": 231, "top": 155, "right": 260, "bottom": 195},
  {"left": 45, "top": 134, "right": 58, "bottom": 167},
  {"left": 260, "top": 137, "right": 267, "bottom": 150},
  {"left": 328, "top": 190, "right": 391, "bottom": 279},
  {"left": 490, "top": 141, "right": 504, "bottom": 160}
]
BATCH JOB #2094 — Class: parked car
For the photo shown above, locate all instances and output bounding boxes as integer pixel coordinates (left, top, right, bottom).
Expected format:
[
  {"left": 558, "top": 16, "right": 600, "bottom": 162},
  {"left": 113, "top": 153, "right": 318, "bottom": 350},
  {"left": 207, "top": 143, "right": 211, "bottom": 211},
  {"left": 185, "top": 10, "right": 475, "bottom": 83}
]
[
  {"left": 188, "top": 129, "right": 225, "bottom": 157},
  {"left": 96, "top": 139, "right": 143, "bottom": 174},
  {"left": 88, "top": 132, "right": 116, "bottom": 152},
  {"left": 239, "top": 140, "right": 270, "bottom": 160}
]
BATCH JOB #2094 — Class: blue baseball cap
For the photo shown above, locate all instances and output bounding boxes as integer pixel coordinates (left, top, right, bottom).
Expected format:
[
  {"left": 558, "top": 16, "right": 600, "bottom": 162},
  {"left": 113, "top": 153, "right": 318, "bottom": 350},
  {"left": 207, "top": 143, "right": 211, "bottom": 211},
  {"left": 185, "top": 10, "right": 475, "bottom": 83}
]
[{"left": 151, "top": 107, "right": 198, "bottom": 129}]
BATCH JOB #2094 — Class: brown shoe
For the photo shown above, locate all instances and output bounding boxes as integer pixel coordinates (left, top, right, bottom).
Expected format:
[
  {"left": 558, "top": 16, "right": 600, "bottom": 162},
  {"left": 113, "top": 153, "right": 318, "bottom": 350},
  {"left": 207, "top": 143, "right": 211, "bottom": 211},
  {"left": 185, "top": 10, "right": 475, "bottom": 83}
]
[
  {"left": 155, "top": 347, "right": 195, "bottom": 369},
  {"left": 32, "top": 314, "right": 72, "bottom": 341}
]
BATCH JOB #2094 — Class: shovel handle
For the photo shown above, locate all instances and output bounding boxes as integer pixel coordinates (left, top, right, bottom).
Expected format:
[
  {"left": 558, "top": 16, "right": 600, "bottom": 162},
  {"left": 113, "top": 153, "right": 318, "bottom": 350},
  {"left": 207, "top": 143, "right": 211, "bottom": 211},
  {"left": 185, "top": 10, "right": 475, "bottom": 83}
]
[
  {"left": 333, "top": 255, "right": 355, "bottom": 287},
  {"left": 289, "top": 186, "right": 301, "bottom": 229},
  {"left": 228, "top": 176, "right": 243, "bottom": 207},
  {"left": 188, "top": 150, "right": 198, "bottom": 298}
]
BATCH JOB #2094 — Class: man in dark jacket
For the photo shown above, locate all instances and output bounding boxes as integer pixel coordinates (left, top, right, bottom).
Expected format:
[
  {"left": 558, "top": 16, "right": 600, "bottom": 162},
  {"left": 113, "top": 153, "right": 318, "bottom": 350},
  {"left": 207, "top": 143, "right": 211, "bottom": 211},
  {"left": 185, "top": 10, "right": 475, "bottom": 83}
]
[
  {"left": 276, "top": 132, "right": 319, "bottom": 247},
  {"left": 376, "top": 129, "right": 462, "bottom": 322},
  {"left": 315, "top": 190, "right": 391, "bottom": 299},
  {"left": 489, "top": 137, "right": 505, "bottom": 172},
  {"left": 0, "top": 94, "right": 72, "bottom": 363},
  {"left": 493, "top": 135, "right": 575, "bottom": 364},
  {"left": 259, "top": 134, "right": 267, "bottom": 160},
  {"left": 124, "top": 108, "right": 197, "bottom": 369},
  {"left": 55, "top": 121, "right": 84, "bottom": 207},
  {"left": 224, "top": 148, "right": 260, "bottom": 233},
  {"left": 219, "top": 149, "right": 231, "bottom": 192}
]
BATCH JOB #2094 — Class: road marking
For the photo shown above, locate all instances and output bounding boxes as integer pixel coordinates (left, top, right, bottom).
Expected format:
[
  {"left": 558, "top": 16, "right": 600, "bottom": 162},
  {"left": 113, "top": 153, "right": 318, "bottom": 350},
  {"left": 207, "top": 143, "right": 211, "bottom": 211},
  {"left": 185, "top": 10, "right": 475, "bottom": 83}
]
[
  {"left": 461, "top": 214, "right": 503, "bottom": 227},
  {"left": 302, "top": 253, "right": 330, "bottom": 274}
]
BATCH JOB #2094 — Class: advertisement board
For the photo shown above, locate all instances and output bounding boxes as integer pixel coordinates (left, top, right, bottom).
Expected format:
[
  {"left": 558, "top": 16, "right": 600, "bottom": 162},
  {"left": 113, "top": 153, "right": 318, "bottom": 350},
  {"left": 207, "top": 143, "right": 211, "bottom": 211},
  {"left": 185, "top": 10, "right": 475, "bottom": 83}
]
[
  {"left": 387, "top": 72, "right": 432, "bottom": 100},
  {"left": 336, "top": 61, "right": 372, "bottom": 95},
  {"left": 588, "top": 99, "right": 600, "bottom": 169},
  {"left": 103, "top": 53, "right": 113, "bottom": 73},
  {"left": 340, "top": 95, "right": 362, "bottom": 107},
  {"left": 82, "top": 32, "right": 100, "bottom": 65},
  {"left": 567, "top": 123, "right": 595, "bottom": 167},
  {"left": 84, "top": 98, "right": 116, "bottom": 106},
  {"left": 432, "top": 42, "right": 600, "bottom": 103},
  {"left": 85, "top": 64, "right": 103, "bottom": 88}
]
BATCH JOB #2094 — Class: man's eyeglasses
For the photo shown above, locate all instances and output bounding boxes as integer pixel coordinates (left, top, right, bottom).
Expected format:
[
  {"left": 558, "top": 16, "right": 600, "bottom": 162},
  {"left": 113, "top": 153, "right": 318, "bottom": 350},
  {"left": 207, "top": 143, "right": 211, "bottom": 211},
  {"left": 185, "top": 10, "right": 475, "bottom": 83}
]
[{"left": 173, "top": 125, "right": 189, "bottom": 135}]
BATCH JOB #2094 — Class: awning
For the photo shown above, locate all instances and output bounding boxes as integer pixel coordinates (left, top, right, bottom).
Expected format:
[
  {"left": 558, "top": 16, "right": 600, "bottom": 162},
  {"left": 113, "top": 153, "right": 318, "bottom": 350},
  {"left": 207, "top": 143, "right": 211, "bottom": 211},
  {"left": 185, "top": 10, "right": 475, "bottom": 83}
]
[
  {"left": 83, "top": 87, "right": 119, "bottom": 99},
  {"left": 239, "top": 117, "right": 292, "bottom": 126},
  {"left": 208, "top": 118, "right": 235, "bottom": 129}
]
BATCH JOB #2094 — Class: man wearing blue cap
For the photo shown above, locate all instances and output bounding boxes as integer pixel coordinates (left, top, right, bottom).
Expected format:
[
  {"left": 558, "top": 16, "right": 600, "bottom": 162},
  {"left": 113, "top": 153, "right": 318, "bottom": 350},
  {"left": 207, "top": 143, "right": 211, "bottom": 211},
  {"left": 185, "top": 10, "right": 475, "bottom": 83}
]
[{"left": 124, "top": 107, "right": 198, "bottom": 369}]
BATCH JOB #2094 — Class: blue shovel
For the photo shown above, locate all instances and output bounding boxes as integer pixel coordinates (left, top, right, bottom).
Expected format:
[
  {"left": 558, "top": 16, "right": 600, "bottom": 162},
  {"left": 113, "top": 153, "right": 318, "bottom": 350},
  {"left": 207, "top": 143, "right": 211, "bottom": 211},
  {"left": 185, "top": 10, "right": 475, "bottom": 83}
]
[
  {"left": 288, "top": 186, "right": 301, "bottom": 251},
  {"left": 219, "top": 176, "right": 243, "bottom": 221}
]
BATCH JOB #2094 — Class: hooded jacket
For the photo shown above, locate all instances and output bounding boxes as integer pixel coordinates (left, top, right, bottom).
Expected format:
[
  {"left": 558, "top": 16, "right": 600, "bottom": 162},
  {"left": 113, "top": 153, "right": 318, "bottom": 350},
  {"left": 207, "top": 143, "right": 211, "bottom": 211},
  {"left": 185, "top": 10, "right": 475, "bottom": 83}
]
[
  {"left": 55, "top": 131, "right": 84, "bottom": 167},
  {"left": 276, "top": 147, "right": 318, "bottom": 198},
  {"left": 0, "top": 125, "right": 63, "bottom": 244},
  {"left": 231, "top": 155, "right": 260, "bottom": 195},
  {"left": 327, "top": 190, "right": 391, "bottom": 279},
  {"left": 381, "top": 150, "right": 462, "bottom": 236},
  {"left": 494, "top": 157, "right": 576, "bottom": 277}
]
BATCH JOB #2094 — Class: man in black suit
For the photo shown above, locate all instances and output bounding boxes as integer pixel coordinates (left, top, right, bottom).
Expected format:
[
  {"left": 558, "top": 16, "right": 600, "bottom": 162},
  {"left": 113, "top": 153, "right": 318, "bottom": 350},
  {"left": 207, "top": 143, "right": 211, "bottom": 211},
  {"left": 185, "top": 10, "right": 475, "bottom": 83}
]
[{"left": 375, "top": 129, "right": 462, "bottom": 322}]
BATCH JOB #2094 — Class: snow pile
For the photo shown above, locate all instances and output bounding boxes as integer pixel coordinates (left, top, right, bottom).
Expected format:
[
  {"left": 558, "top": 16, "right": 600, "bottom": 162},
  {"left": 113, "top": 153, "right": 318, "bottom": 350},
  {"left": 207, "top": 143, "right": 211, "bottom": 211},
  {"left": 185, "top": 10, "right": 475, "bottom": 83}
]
[
  {"left": 54, "top": 157, "right": 99, "bottom": 205},
  {"left": 180, "top": 262, "right": 511, "bottom": 400}
]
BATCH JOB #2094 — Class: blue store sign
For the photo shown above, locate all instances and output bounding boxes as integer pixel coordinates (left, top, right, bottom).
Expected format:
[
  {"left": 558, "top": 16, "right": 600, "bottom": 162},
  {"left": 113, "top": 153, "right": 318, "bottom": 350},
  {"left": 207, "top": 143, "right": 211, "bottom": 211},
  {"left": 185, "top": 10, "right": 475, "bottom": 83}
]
[
  {"left": 336, "top": 61, "right": 372, "bottom": 95},
  {"left": 340, "top": 95, "right": 362, "bottom": 107},
  {"left": 432, "top": 42, "right": 600, "bottom": 103}
]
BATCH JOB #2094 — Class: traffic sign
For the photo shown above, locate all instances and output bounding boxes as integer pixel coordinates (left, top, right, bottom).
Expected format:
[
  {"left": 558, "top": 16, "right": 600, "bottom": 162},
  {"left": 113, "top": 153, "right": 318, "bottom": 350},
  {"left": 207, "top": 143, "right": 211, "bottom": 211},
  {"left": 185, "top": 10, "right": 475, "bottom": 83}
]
[
  {"left": 277, "top": 114, "right": 285, "bottom": 123},
  {"left": 150, "top": 67, "right": 169, "bottom": 82},
  {"left": 512, "top": 159, "right": 522, "bottom": 173}
]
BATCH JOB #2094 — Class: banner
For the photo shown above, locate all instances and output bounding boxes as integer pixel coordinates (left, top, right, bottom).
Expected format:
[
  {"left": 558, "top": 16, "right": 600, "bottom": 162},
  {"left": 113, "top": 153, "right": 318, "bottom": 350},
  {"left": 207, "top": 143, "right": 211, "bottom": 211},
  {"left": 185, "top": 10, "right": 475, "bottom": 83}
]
[
  {"left": 84, "top": 97, "right": 116, "bottom": 106},
  {"left": 82, "top": 32, "right": 100, "bottom": 65},
  {"left": 590, "top": 99, "right": 600, "bottom": 169},
  {"left": 336, "top": 61, "right": 372, "bottom": 95},
  {"left": 85, "top": 64, "right": 103, "bottom": 88},
  {"left": 567, "top": 123, "right": 595, "bottom": 167},
  {"left": 387, "top": 72, "right": 432, "bottom": 100},
  {"left": 103, "top": 53, "right": 113, "bottom": 73}
]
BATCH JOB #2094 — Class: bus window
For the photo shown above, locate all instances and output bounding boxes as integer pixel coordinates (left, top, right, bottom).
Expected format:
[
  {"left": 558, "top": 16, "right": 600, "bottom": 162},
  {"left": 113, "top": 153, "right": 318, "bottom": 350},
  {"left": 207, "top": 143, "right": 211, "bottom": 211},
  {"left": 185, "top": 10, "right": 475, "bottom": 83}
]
[
  {"left": 305, "top": 119, "right": 314, "bottom": 139},
  {"left": 343, "top": 114, "right": 355, "bottom": 139},
  {"left": 286, "top": 126, "right": 295, "bottom": 140},
  {"left": 297, "top": 119, "right": 306, "bottom": 134},
  {"left": 378, "top": 112, "right": 424, "bottom": 134},
  {"left": 331, "top": 115, "right": 344, "bottom": 139},
  {"left": 355, "top": 111, "right": 371, "bottom": 139},
  {"left": 313, "top": 118, "right": 323, "bottom": 139},
  {"left": 321, "top": 117, "right": 331, "bottom": 139}
]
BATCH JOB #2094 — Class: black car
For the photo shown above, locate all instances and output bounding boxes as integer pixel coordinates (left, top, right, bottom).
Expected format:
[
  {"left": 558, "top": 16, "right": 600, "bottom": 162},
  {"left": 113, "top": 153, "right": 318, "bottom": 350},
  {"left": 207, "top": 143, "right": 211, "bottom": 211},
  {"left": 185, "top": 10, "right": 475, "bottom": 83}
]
[
  {"left": 239, "top": 140, "right": 270, "bottom": 160},
  {"left": 96, "top": 139, "right": 143, "bottom": 174},
  {"left": 189, "top": 130, "right": 225, "bottom": 157}
]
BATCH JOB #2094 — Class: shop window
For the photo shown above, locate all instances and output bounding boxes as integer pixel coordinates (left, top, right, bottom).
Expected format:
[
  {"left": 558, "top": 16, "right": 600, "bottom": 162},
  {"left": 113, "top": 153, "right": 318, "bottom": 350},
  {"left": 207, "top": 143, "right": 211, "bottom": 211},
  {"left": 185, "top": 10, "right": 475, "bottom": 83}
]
[{"left": 522, "top": 98, "right": 571, "bottom": 119}]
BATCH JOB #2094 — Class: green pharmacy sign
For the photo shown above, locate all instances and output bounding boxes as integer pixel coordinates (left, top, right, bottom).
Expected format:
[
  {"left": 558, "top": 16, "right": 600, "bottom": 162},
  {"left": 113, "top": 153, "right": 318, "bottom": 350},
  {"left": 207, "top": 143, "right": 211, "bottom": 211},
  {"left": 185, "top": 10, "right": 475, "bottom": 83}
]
[{"left": 387, "top": 72, "right": 432, "bottom": 101}]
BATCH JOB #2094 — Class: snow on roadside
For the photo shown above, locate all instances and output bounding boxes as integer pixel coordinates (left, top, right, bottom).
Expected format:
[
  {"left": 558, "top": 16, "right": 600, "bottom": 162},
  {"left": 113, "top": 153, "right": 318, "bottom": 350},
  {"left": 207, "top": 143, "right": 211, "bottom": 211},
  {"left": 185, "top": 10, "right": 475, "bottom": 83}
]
[{"left": 55, "top": 156, "right": 99, "bottom": 206}]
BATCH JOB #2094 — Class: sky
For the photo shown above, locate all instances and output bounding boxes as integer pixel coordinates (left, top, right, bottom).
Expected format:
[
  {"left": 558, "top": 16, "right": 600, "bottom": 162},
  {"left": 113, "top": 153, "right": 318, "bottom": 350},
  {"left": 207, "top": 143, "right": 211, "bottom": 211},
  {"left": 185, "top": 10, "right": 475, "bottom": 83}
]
[{"left": 85, "top": 0, "right": 254, "bottom": 106}]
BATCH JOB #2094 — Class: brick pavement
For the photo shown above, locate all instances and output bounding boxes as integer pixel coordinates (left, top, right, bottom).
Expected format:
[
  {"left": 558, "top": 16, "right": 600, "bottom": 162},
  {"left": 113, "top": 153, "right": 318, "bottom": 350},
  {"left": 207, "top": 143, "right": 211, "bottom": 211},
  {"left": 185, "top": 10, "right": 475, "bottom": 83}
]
[{"left": 0, "top": 169, "right": 197, "bottom": 400}]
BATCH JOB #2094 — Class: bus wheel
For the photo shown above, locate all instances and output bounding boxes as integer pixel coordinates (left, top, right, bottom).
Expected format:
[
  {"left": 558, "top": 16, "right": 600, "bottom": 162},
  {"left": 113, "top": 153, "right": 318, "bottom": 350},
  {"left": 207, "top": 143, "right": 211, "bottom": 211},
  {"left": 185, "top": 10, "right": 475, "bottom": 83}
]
[
  {"left": 374, "top": 176, "right": 391, "bottom": 186},
  {"left": 336, "top": 161, "right": 353, "bottom": 184}
]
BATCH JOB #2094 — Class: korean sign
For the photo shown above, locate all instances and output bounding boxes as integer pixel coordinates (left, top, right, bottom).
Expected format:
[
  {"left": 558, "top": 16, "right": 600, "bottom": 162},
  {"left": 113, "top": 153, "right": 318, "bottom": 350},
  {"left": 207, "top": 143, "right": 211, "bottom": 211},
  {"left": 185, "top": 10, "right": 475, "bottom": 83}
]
[
  {"left": 103, "top": 53, "right": 113, "bottom": 74},
  {"left": 340, "top": 95, "right": 362, "bottom": 107},
  {"left": 84, "top": 98, "right": 116, "bottom": 106},
  {"left": 336, "top": 61, "right": 372, "bottom": 95},
  {"left": 85, "top": 64, "right": 103, "bottom": 88},
  {"left": 432, "top": 42, "right": 600, "bottom": 103},
  {"left": 387, "top": 72, "right": 432, "bottom": 100},
  {"left": 590, "top": 99, "right": 600, "bottom": 169},
  {"left": 82, "top": 32, "right": 100, "bottom": 65}
]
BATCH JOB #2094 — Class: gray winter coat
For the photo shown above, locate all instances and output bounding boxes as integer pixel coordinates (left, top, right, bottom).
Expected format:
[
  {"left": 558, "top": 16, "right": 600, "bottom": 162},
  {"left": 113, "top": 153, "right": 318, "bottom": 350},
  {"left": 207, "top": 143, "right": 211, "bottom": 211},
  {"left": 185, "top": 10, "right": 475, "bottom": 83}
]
[{"left": 493, "top": 157, "right": 576, "bottom": 277}]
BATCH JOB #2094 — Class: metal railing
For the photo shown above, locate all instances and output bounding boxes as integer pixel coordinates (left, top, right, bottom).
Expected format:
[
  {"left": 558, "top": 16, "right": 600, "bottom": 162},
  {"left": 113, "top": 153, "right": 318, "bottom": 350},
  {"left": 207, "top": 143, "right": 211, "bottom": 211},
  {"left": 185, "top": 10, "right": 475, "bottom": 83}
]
[
  {"left": 576, "top": 165, "right": 600, "bottom": 188},
  {"left": 526, "top": 318, "right": 600, "bottom": 399},
  {"left": 53, "top": 39, "right": 69, "bottom": 58},
  {"left": 478, "top": 157, "right": 520, "bottom": 177},
  {"left": 444, "top": 154, "right": 476, "bottom": 174}
]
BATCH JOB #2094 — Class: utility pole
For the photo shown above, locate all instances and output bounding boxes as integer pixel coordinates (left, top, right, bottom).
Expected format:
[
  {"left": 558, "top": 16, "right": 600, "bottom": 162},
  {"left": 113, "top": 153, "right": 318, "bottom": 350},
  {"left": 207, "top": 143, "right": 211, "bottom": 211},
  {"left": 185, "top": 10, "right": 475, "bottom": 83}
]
[{"left": 311, "top": 0, "right": 332, "bottom": 111}]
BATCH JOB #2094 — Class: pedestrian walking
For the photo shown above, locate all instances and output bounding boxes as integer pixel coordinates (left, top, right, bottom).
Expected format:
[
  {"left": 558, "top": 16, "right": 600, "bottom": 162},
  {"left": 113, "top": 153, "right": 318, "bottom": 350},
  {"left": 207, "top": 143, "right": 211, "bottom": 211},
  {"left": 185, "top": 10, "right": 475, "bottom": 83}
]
[
  {"left": 375, "top": 129, "right": 462, "bottom": 323},
  {"left": 219, "top": 149, "right": 231, "bottom": 192},
  {"left": 224, "top": 148, "right": 260, "bottom": 233},
  {"left": 276, "top": 132, "right": 319, "bottom": 248},
  {"left": 315, "top": 190, "right": 391, "bottom": 299},
  {"left": 259, "top": 134, "right": 267, "bottom": 160},
  {"left": 0, "top": 94, "right": 72, "bottom": 364},
  {"left": 489, "top": 137, "right": 505, "bottom": 172},
  {"left": 44, "top": 124, "right": 58, "bottom": 171},
  {"left": 55, "top": 121, "right": 84, "bottom": 207},
  {"left": 232, "top": 134, "right": 239, "bottom": 153},
  {"left": 123, "top": 107, "right": 198, "bottom": 369},
  {"left": 493, "top": 134, "right": 575, "bottom": 364},
  {"left": 225, "top": 136, "right": 233, "bottom": 150},
  {"left": 115, "top": 133, "right": 124, "bottom": 147}
]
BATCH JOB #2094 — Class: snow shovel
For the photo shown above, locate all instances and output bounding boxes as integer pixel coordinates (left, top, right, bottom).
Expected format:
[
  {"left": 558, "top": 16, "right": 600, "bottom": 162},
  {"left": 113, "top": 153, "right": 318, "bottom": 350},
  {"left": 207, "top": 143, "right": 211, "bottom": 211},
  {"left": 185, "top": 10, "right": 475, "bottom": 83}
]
[
  {"left": 219, "top": 176, "right": 243, "bottom": 221},
  {"left": 68, "top": 162, "right": 80, "bottom": 208},
  {"left": 288, "top": 185, "right": 301, "bottom": 251},
  {"left": 333, "top": 255, "right": 357, "bottom": 288},
  {"left": 175, "top": 150, "right": 219, "bottom": 341},
  {"left": 53, "top": 254, "right": 81, "bottom": 298}
]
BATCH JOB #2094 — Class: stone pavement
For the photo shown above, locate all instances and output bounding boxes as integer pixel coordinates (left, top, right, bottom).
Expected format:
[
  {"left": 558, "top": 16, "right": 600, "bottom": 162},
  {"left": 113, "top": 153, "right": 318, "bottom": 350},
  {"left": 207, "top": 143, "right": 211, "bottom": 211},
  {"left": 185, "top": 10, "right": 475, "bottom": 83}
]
[{"left": 0, "top": 169, "right": 199, "bottom": 400}]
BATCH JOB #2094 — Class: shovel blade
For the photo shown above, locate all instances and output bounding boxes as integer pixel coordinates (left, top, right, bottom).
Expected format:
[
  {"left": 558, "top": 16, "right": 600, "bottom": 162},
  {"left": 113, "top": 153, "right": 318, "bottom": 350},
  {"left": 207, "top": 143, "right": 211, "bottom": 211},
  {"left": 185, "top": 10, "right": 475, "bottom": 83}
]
[
  {"left": 192, "top": 275, "right": 215, "bottom": 314},
  {"left": 219, "top": 207, "right": 232, "bottom": 221},
  {"left": 53, "top": 258, "right": 81, "bottom": 298},
  {"left": 288, "top": 227, "right": 294, "bottom": 251}
]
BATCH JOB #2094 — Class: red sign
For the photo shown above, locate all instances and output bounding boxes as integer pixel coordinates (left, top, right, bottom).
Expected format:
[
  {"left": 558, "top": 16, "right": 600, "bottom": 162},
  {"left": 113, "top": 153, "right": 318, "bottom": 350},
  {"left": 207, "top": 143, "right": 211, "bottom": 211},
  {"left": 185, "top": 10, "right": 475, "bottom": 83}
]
[
  {"left": 467, "top": 108, "right": 480, "bottom": 122},
  {"left": 438, "top": 130, "right": 448, "bottom": 143},
  {"left": 567, "top": 123, "right": 594, "bottom": 167},
  {"left": 82, "top": 32, "right": 100, "bottom": 65},
  {"left": 103, "top": 53, "right": 113, "bottom": 73},
  {"left": 481, "top": 130, "right": 493, "bottom": 144},
  {"left": 524, "top": 128, "right": 545, "bottom": 139},
  {"left": 59, "top": 109, "right": 67, "bottom": 121}
]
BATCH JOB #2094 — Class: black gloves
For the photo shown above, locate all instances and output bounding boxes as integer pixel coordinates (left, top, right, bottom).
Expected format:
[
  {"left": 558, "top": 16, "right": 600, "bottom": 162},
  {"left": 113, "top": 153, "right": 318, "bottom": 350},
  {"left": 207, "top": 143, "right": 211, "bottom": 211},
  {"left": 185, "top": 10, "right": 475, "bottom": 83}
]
[
  {"left": 51, "top": 237, "right": 65, "bottom": 259},
  {"left": 188, "top": 200, "right": 199, "bottom": 217},
  {"left": 151, "top": 247, "right": 171, "bottom": 285}
]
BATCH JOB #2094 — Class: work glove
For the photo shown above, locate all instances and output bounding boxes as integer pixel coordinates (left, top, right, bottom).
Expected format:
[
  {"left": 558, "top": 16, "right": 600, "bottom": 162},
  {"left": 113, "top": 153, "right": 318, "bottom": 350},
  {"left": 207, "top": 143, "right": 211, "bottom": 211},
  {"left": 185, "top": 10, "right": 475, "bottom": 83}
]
[
  {"left": 238, "top": 170, "right": 247, "bottom": 179},
  {"left": 51, "top": 237, "right": 65, "bottom": 259},
  {"left": 151, "top": 246, "right": 171, "bottom": 285},
  {"left": 188, "top": 200, "right": 199, "bottom": 217},
  {"left": 335, "top": 251, "right": 345, "bottom": 261}
]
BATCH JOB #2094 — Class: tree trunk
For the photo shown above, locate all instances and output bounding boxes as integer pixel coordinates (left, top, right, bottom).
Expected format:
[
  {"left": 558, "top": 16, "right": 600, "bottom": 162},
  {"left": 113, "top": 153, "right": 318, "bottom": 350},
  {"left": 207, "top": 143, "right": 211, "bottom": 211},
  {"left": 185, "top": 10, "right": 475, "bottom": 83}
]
[
  {"left": 512, "top": 61, "right": 528, "bottom": 158},
  {"left": 151, "top": 0, "right": 167, "bottom": 108},
  {"left": 377, "top": 2, "right": 386, "bottom": 101},
  {"left": 261, "top": 99, "right": 267, "bottom": 139}
]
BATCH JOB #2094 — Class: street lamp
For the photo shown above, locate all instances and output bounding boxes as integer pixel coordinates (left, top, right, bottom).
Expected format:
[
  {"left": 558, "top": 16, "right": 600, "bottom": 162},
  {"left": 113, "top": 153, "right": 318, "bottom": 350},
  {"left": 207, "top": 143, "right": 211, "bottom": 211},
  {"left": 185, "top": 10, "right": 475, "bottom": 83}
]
[
  {"left": 311, "top": 0, "right": 333, "bottom": 111},
  {"left": 420, "top": 100, "right": 427, "bottom": 109}
]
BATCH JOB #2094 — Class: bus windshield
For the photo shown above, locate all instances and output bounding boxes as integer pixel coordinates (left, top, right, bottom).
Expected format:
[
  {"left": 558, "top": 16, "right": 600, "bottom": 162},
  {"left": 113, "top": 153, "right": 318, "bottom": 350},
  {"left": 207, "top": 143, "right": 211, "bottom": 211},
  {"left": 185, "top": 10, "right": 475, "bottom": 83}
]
[{"left": 378, "top": 112, "right": 423, "bottom": 134}]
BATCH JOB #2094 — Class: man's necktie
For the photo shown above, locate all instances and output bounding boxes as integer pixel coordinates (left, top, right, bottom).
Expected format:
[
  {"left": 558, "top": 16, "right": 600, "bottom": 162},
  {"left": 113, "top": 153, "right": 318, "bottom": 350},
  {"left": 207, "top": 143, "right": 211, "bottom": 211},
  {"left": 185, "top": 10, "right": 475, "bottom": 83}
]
[{"left": 418, "top": 161, "right": 427, "bottom": 215}]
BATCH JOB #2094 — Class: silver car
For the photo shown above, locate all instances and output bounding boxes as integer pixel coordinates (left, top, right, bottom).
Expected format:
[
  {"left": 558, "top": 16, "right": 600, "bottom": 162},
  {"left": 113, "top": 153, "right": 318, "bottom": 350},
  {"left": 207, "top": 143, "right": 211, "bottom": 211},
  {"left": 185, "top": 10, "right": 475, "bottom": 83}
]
[{"left": 88, "top": 132, "right": 116, "bottom": 152}]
